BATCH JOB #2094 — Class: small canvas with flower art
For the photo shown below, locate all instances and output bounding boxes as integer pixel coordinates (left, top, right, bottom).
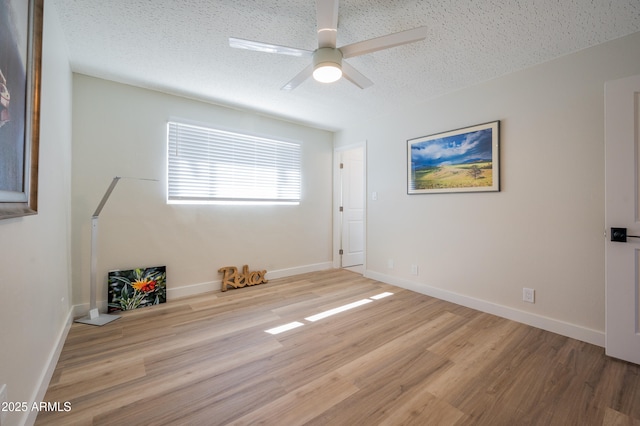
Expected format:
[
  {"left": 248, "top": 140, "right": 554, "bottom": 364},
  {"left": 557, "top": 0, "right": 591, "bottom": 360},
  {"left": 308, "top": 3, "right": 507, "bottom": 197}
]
[{"left": 107, "top": 266, "right": 167, "bottom": 313}]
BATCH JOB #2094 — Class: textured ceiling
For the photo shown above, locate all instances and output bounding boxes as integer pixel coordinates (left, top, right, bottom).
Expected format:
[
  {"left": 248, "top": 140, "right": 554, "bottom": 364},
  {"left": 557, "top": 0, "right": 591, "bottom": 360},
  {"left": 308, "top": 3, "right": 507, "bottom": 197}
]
[{"left": 53, "top": 0, "right": 640, "bottom": 131}]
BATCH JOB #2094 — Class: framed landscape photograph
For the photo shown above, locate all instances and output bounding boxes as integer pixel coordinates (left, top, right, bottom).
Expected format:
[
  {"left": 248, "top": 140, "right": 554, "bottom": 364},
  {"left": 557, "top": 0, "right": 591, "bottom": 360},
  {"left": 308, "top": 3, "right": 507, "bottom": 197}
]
[
  {"left": 407, "top": 121, "right": 500, "bottom": 194},
  {"left": 0, "top": 0, "right": 44, "bottom": 219}
]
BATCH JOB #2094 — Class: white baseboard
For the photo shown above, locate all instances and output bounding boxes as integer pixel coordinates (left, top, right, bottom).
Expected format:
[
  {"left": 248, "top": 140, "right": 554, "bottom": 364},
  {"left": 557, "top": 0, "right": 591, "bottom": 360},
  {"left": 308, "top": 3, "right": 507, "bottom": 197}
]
[
  {"left": 365, "top": 270, "right": 605, "bottom": 348},
  {"left": 72, "top": 301, "right": 105, "bottom": 318},
  {"left": 165, "top": 262, "right": 333, "bottom": 299},
  {"left": 23, "top": 308, "right": 74, "bottom": 426},
  {"left": 265, "top": 262, "right": 333, "bottom": 280},
  {"left": 167, "top": 279, "right": 218, "bottom": 300},
  {"left": 72, "top": 262, "right": 335, "bottom": 315}
]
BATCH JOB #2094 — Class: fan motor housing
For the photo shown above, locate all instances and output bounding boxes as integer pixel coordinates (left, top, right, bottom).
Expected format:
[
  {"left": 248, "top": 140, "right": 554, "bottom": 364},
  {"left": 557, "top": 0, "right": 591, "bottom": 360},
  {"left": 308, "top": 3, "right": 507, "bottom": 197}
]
[{"left": 313, "top": 47, "right": 343, "bottom": 68}]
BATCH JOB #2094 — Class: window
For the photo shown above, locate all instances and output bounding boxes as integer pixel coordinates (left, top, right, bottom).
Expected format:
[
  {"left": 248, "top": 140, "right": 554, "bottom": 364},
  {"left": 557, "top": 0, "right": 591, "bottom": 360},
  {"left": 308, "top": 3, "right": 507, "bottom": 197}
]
[{"left": 167, "top": 122, "right": 301, "bottom": 205}]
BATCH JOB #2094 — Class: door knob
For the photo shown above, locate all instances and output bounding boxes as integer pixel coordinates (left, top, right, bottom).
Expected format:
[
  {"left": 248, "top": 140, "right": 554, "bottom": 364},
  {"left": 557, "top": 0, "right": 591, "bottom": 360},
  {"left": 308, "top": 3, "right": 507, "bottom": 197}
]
[
  {"left": 611, "top": 227, "right": 627, "bottom": 242},
  {"left": 611, "top": 227, "right": 640, "bottom": 242}
]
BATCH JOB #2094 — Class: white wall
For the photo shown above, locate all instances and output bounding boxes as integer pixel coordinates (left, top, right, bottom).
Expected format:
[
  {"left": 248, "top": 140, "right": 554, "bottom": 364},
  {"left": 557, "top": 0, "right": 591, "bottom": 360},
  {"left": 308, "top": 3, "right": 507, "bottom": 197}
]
[
  {"left": 0, "top": 2, "right": 73, "bottom": 425},
  {"left": 71, "top": 75, "right": 334, "bottom": 310},
  {"left": 335, "top": 31, "right": 640, "bottom": 345}
]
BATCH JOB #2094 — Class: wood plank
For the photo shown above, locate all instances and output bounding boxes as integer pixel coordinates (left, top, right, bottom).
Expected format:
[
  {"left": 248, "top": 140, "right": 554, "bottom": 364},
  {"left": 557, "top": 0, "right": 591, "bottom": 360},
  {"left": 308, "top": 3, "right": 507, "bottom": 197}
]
[
  {"left": 36, "top": 337, "right": 282, "bottom": 425},
  {"left": 46, "top": 357, "right": 146, "bottom": 401},
  {"left": 36, "top": 269, "right": 640, "bottom": 425},
  {"left": 603, "top": 407, "right": 640, "bottom": 426},
  {"left": 230, "top": 372, "right": 359, "bottom": 426}
]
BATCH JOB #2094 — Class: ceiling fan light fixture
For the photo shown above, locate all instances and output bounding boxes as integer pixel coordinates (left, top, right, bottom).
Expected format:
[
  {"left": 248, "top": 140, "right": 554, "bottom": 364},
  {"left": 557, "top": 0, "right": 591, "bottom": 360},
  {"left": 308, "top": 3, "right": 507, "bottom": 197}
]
[
  {"left": 313, "top": 64, "right": 342, "bottom": 83},
  {"left": 313, "top": 48, "right": 343, "bottom": 83}
]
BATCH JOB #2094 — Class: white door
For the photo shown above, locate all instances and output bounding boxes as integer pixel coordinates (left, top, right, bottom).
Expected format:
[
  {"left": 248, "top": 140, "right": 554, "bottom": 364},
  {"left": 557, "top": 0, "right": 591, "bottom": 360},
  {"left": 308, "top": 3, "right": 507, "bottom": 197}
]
[
  {"left": 605, "top": 74, "right": 640, "bottom": 365},
  {"left": 339, "top": 147, "right": 365, "bottom": 268}
]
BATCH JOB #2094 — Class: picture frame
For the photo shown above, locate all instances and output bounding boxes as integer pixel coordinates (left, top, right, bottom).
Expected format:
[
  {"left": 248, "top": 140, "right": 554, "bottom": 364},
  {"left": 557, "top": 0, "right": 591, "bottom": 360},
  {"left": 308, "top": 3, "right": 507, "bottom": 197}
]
[
  {"left": 407, "top": 121, "right": 500, "bottom": 194},
  {"left": 0, "top": 0, "right": 44, "bottom": 219},
  {"left": 108, "top": 266, "right": 167, "bottom": 313}
]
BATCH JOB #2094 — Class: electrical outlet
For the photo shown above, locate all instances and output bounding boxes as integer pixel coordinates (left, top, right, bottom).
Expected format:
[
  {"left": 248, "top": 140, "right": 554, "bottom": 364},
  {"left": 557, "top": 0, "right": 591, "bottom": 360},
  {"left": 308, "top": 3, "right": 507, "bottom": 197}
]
[
  {"left": 523, "top": 288, "right": 535, "bottom": 303},
  {"left": 0, "top": 384, "right": 7, "bottom": 426},
  {"left": 387, "top": 259, "right": 394, "bottom": 269},
  {"left": 411, "top": 264, "right": 419, "bottom": 275}
]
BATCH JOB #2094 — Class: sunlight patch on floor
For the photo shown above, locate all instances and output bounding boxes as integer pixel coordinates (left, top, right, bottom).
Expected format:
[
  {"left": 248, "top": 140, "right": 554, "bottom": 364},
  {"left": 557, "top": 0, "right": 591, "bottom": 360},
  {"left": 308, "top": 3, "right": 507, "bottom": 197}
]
[{"left": 264, "top": 292, "right": 394, "bottom": 334}]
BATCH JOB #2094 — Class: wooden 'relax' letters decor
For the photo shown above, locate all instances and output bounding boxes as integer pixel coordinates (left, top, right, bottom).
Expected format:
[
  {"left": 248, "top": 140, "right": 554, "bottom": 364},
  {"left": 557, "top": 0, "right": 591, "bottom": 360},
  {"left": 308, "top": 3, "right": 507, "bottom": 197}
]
[{"left": 218, "top": 265, "right": 268, "bottom": 292}]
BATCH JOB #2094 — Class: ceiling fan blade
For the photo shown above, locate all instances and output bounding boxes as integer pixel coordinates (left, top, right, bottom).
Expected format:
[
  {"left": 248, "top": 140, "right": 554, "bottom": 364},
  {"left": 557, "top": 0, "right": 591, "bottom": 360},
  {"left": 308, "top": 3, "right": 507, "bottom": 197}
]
[
  {"left": 229, "top": 37, "right": 312, "bottom": 57},
  {"left": 316, "top": 0, "right": 339, "bottom": 48},
  {"left": 341, "top": 62, "right": 373, "bottom": 89},
  {"left": 281, "top": 64, "right": 314, "bottom": 91},
  {"left": 339, "top": 26, "right": 428, "bottom": 59}
]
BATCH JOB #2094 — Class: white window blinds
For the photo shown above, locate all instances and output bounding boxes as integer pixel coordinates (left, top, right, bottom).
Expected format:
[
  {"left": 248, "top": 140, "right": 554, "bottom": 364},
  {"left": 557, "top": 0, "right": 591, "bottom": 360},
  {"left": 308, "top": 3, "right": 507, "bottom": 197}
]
[{"left": 167, "top": 122, "right": 301, "bottom": 204}]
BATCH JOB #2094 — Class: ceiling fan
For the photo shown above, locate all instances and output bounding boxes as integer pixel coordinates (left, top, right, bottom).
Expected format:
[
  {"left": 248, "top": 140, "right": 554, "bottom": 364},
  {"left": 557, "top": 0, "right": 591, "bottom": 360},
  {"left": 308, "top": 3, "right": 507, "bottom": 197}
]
[{"left": 229, "top": 0, "right": 428, "bottom": 91}]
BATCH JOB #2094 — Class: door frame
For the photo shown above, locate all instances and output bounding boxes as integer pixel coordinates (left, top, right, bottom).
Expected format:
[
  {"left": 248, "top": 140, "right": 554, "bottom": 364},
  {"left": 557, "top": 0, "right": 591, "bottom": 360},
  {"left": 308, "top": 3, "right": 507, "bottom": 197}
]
[{"left": 333, "top": 142, "right": 367, "bottom": 270}]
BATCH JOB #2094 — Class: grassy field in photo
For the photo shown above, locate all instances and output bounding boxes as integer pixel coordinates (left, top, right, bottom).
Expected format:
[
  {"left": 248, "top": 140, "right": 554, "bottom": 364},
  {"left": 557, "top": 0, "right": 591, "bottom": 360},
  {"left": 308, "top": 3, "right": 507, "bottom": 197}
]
[{"left": 413, "top": 161, "right": 493, "bottom": 189}]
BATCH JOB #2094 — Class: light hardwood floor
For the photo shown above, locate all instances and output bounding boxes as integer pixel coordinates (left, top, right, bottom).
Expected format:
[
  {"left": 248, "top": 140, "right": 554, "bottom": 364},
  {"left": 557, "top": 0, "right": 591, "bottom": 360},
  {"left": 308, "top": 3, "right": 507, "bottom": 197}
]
[{"left": 38, "top": 269, "right": 640, "bottom": 425}]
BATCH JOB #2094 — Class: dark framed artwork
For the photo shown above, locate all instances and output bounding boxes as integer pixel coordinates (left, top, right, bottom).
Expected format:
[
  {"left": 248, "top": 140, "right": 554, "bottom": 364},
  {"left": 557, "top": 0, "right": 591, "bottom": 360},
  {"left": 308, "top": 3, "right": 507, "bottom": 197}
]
[
  {"left": 0, "top": 0, "right": 43, "bottom": 219},
  {"left": 407, "top": 121, "right": 500, "bottom": 194},
  {"left": 108, "top": 266, "right": 167, "bottom": 313}
]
